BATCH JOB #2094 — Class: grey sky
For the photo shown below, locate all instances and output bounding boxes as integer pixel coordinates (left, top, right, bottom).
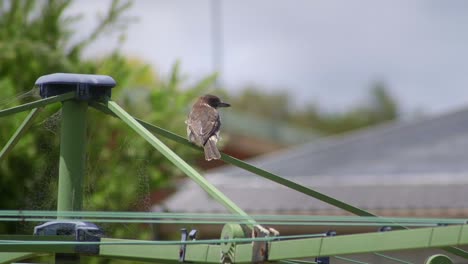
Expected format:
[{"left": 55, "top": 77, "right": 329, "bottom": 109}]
[{"left": 70, "top": 0, "right": 468, "bottom": 114}]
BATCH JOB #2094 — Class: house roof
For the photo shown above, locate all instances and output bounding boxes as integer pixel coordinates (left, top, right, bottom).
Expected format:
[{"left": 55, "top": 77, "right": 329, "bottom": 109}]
[{"left": 158, "top": 107, "right": 468, "bottom": 214}]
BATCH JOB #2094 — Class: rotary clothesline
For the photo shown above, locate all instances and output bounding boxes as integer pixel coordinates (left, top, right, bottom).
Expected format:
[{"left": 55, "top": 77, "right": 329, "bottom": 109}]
[{"left": 0, "top": 75, "right": 464, "bottom": 264}]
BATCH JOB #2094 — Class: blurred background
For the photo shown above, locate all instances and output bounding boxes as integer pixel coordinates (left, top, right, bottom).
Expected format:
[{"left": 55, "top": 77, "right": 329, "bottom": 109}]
[
  {"left": 1, "top": 0, "right": 468, "bottom": 252},
  {"left": 72, "top": 0, "right": 468, "bottom": 115}
]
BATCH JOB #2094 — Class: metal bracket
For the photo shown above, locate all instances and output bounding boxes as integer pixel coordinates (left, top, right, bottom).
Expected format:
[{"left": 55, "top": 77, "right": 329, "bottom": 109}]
[
  {"left": 179, "top": 228, "right": 188, "bottom": 262},
  {"left": 379, "top": 226, "right": 392, "bottom": 232},
  {"left": 251, "top": 225, "right": 279, "bottom": 263},
  {"left": 179, "top": 228, "right": 198, "bottom": 262},
  {"left": 189, "top": 229, "right": 198, "bottom": 240},
  {"left": 315, "top": 230, "right": 336, "bottom": 264}
]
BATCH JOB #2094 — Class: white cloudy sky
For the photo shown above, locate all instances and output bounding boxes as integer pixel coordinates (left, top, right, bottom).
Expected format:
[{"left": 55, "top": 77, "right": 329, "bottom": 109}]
[{"left": 68, "top": 0, "right": 468, "bottom": 114}]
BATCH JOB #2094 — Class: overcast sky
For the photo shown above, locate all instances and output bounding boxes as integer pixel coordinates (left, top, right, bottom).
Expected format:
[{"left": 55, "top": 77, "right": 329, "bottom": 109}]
[{"left": 69, "top": 0, "right": 468, "bottom": 114}]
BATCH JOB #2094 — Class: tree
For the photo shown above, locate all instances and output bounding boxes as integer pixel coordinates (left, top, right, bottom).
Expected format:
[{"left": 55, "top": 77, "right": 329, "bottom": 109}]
[
  {"left": 227, "top": 87, "right": 292, "bottom": 120},
  {"left": 369, "top": 80, "right": 398, "bottom": 122},
  {"left": 0, "top": 0, "right": 132, "bottom": 233},
  {"left": 0, "top": 0, "right": 218, "bottom": 241},
  {"left": 229, "top": 82, "right": 399, "bottom": 136},
  {"left": 0, "top": 0, "right": 132, "bottom": 90}
]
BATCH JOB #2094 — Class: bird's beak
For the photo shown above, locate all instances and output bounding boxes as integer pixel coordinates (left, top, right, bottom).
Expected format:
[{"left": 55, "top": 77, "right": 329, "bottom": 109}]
[{"left": 218, "top": 102, "right": 231, "bottom": 107}]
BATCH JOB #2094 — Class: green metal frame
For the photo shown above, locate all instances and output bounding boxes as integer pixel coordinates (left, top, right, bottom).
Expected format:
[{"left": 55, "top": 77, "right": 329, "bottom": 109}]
[
  {"left": 0, "top": 83, "right": 466, "bottom": 264},
  {"left": 90, "top": 101, "right": 468, "bottom": 259},
  {"left": 90, "top": 102, "right": 374, "bottom": 217},
  {"left": 107, "top": 101, "right": 257, "bottom": 227},
  {"left": 57, "top": 100, "right": 88, "bottom": 212},
  {"left": 0, "top": 224, "right": 466, "bottom": 263},
  {"left": 0, "top": 92, "right": 76, "bottom": 161},
  {"left": 89, "top": 102, "right": 381, "bottom": 217}
]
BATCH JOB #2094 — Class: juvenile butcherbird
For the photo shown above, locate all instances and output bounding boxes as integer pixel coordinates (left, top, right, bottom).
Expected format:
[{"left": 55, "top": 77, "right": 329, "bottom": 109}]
[{"left": 186, "top": 95, "right": 230, "bottom": 161}]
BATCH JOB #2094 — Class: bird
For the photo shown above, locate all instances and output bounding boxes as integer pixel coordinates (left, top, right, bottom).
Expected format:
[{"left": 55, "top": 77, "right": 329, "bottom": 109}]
[{"left": 186, "top": 94, "right": 230, "bottom": 161}]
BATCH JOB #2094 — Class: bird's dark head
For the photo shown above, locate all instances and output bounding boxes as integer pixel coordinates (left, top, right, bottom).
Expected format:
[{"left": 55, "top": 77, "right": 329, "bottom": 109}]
[{"left": 200, "top": 94, "right": 231, "bottom": 108}]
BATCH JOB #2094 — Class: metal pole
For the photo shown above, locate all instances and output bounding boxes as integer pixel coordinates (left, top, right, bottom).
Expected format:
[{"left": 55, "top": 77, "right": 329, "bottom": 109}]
[
  {"left": 211, "top": 0, "right": 223, "bottom": 86},
  {"left": 57, "top": 100, "right": 87, "bottom": 213}
]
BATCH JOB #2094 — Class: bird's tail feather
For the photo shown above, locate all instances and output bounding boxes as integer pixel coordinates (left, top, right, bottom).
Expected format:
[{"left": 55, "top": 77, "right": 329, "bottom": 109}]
[{"left": 204, "top": 139, "right": 221, "bottom": 161}]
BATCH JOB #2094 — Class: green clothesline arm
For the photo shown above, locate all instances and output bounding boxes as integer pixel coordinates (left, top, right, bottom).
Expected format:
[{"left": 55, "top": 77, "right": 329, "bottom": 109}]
[
  {"left": 0, "top": 108, "right": 41, "bottom": 161},
  {"left": 0, "top": 92, "right": 75, "bottom": 118},
  {"left": 106, "top": 101, "right": 257, "bottom": 228}
]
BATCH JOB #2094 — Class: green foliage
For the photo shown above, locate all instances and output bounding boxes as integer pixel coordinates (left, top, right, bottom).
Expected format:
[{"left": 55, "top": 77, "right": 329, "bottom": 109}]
[
  {"left": 0, "top": 0, "right": 133, "bottom": 234},
  {"left": 0, "top": 0, "right": 216, "bottom": 241},
  {"left": 85, "top": 57, "right": 215, "bottom": 214},
  {"left": 0, "top": 0, "right": 131, "bottom": 89}
]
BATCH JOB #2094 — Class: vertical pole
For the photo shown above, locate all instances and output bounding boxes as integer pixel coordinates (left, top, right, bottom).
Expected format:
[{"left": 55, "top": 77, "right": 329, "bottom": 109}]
[
  {"left": 211, "top": 0, "right": 223, "bottom": 86},
  {"left": 56, "top": 100, "right": 87, "bottom": 264},
  {"left": 57, "top": 100, "right": 87, "bottom": 213}
]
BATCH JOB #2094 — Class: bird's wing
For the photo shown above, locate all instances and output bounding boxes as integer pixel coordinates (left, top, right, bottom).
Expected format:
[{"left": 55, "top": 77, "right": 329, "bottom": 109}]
[
  {"left": 188, "top": 106, "right": 220, "bottom": 146},
  {"left": 201, "top": 115, "right": 220, "bottom": 145}
]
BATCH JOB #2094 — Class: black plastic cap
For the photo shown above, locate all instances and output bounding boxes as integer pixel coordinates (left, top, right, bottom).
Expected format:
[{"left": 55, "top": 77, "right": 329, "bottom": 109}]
[{"left": 35, "top": 73, "right": 116, "bottom": 101}]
